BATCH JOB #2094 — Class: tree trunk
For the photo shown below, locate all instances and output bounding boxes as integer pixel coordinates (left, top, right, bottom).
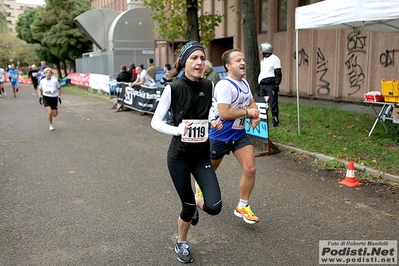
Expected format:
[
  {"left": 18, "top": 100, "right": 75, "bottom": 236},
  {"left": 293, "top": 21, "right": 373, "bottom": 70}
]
[
  {"left": 241, "top": 0, "right": 260, "bottom": 96},
  {"left": 62, "top": 61, "right": 68, "bottom": 77},
  {"left": 186, "top": 0, "right": 200, "bottom": 42}
]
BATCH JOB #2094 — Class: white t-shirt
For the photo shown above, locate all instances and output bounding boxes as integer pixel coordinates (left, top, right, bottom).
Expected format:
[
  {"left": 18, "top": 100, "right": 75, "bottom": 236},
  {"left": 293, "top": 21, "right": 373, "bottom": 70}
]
[
  {"left": 258, "top": 54, "right": 281, "bottom": 83},
  {"left": 138, "top": 69, "right": 157, "bottom": 88},
  {"left": 214, "top": 76, "right": 252, "bottom": 111},
  {"left": 0, "top": 68, "right": 4, "bottom": 82},
  {"left": 39, "top": 77, "right": 60, "bottom": 97}
]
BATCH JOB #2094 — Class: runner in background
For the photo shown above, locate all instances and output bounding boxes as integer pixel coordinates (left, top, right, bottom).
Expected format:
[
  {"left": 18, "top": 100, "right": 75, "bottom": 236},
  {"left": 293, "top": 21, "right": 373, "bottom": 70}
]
[
  {"left": 0, "top": 66, "right": 5, "bottom": 97},
  {"left": 38, "top": 68, "right": 62, "bottom": 131},
  {"left": 28, "top": 64, "right": 39, "bottom": 95},
  {"left": 38, "top": 60, "right": 48, "bottom": 82},
  {"left": 7, "top": 64, "right": 19, "bottom": 98}
]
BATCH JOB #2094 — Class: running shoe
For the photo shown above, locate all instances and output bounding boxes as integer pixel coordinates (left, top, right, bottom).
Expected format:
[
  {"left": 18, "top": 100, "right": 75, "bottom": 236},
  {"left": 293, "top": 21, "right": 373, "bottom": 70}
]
[
  {"left": 191, "top": 208, "right": 199, "bottom": 226},
  {"left": 195, "top": 182, "right": 203, "bottom": 199},
  {"left": 234, "top": 205, "right": 259, "bottom": 224},
  {"left": 49, "top": 125, "right": 55, "bottom": 131},
  {"left": 4, "top": 92, "right": 6, "bottom": 96},
  {"left": 175, "top": 240, "right": 193, "bottom": 263}
]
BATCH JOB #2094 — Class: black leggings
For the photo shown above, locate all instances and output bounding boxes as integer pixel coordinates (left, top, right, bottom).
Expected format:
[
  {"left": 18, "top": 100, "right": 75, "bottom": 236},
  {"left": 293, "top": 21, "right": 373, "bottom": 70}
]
[{"left": 167, "top": 156, "right": 222, "bottom": 222}]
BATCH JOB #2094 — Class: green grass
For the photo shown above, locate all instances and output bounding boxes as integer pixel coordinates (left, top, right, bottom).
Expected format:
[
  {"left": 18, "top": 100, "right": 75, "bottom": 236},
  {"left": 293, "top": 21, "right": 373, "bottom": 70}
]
[
  {"left": 62, "top": 85, "right": 110, "bottom": 100},
  {"left": 269, "top": 101, "right": 399, "bottom": 176}
]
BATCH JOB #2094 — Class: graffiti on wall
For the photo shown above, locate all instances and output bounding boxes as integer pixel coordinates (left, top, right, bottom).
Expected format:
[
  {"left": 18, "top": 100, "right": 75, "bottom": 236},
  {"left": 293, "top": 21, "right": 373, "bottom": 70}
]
[
  {"left": 380, "top": 49, "right": 399, "bottom": 67},
  {"left": 345, "top": 30, "right": 366, "bottom": 95},
  {"left": 296, "top": 30, "right": 368, "bottom": 97},
  {"left": 316, "top": 47, "right": 330, "bottom": 96},
  {"left": 294, "top": 48, "right": 309, "bottom": 66}
]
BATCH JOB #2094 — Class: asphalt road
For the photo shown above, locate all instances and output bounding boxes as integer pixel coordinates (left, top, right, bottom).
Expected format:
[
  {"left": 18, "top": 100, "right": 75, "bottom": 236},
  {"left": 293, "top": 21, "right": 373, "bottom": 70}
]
[{"left": 1, "top": 84, "right": 398, "bottom": 266}]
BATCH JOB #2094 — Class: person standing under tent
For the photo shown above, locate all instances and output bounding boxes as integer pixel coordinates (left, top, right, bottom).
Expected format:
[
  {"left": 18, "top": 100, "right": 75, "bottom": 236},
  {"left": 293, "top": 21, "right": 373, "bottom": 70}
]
[{"left": 258, "top": 42, "right": 282, "bottom": 127}]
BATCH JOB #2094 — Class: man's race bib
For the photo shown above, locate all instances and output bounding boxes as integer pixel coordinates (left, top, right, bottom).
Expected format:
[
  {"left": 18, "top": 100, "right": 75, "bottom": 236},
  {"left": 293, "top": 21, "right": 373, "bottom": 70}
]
[
  {"left": 32, "top": 73, "right": 37, "bottom": 77},
  {"left": 181, "top": 119, "right": 209, "bottom": 143},
  {"left": 232, "top": 116, "right": 246, "bottom": 130}
]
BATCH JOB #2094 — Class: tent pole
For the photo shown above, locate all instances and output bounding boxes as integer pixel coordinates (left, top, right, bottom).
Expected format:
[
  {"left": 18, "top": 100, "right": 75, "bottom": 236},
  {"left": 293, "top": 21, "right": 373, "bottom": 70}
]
[{"left": 295, "top": 29, "right": 301, "bottom": 135}]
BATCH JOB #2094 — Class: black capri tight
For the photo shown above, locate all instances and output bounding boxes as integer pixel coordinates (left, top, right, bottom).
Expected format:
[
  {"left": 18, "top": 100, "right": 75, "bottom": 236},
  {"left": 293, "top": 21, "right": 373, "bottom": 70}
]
[{"left": 167, "top": 156, "right": 222, "bottom": 222}]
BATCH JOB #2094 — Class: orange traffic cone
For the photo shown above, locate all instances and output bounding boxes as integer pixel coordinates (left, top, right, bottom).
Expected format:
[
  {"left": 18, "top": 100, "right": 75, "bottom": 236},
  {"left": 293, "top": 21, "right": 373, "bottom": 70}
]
[{"left": 338, "top": 161, "right": 361, "bottom": 187}]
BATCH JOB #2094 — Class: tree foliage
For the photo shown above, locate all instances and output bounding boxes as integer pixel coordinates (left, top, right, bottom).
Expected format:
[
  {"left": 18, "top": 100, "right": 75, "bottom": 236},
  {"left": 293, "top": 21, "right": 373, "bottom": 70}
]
[
  {"left": 15, "top": 0, "right": 93, "bottom": 77},
  {"left": 1, "top": 11, "right": 39, "bottom": 69},
  {"left": 143, "top": 0, "right": 222, "bottom": 47}
]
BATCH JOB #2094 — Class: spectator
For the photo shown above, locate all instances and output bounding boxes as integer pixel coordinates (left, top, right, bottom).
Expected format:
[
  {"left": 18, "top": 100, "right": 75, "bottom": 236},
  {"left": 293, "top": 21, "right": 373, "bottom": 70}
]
[
  {"left": 203, "top": 60, "right": 220, "bottom": 84},
  {"left": 160, "top": 63, "right": 173, "bottom": 85},
  {"left": 116, "top": 64, "right": 131, "bottom": 82},
  {"left": 146, "top": 58, "right": 156, "bottom": 80},
  {"left": 258, "top": 42, "right": 282, "bottom": 127},
  {"left": 128, "top": 63, "right": 137, "bottom": 82},
  {"left": 129, "top": 66, "right": 156, "bottom": 88}
]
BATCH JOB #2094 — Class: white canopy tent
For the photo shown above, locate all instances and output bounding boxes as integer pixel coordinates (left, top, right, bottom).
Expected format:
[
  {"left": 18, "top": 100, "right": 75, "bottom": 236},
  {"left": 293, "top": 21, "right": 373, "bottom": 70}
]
[{"left": 295, "top": 0, "right": 399, "bottom": 135}]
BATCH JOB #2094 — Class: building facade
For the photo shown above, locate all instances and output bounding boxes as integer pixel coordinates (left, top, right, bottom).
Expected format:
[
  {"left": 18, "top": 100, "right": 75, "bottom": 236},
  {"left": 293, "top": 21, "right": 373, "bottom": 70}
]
[
  {"left": 88, "top": 0, "right": 399, "bottom": 102},
  {"left": 90, "top": 0, "right": 127, "bottom": 12},
  {"left": 1, "top": 0, "right": 43, "bottom": 35}
]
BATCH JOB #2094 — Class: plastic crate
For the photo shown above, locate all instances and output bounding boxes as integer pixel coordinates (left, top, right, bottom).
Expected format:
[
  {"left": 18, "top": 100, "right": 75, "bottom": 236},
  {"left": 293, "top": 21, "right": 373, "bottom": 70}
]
[
  {"left": 381, "top": 79, "right": 399, "bottom": 97},
  {"left": 384, "top": 95, "right": 399, "bottom": 103}
]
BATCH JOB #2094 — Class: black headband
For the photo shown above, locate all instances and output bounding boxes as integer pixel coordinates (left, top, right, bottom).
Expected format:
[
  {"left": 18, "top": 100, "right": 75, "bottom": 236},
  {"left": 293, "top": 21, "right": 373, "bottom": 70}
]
[{"left": 179, "top": 41, "right": 205, "bottom": 67}]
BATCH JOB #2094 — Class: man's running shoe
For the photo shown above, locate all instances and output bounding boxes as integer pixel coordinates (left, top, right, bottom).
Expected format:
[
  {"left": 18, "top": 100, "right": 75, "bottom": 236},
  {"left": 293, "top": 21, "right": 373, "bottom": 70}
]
[
  {"left": 195, "top": 182, "right": 203, "bottom": 199},
  {"left": 191, "top": 208, "right": 199, "bottom": 226},
  {"left": 175, "top": 240, "right": 193, "bottom": 263},
  {"left": 49, "top": 125, "right": 55, "bottom": 131},
  {"left": 234, "top": 205, "right": 259, "bottom": 224}
]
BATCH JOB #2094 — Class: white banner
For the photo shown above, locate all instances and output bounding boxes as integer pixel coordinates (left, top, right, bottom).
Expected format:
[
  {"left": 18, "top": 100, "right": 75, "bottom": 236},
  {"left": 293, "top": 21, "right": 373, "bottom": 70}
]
[{"left": 89, "top": 74, "right": 110, "bottom": 93}]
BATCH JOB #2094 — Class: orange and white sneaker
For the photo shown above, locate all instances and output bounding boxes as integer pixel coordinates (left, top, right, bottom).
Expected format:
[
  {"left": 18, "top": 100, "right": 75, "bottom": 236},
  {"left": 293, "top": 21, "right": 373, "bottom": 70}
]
[
  {"left": 195, "top": 182, "right": 203, "bottom": 199},
  {"left": 234, "top": 205, "right": 259, "bottom": 224}
]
